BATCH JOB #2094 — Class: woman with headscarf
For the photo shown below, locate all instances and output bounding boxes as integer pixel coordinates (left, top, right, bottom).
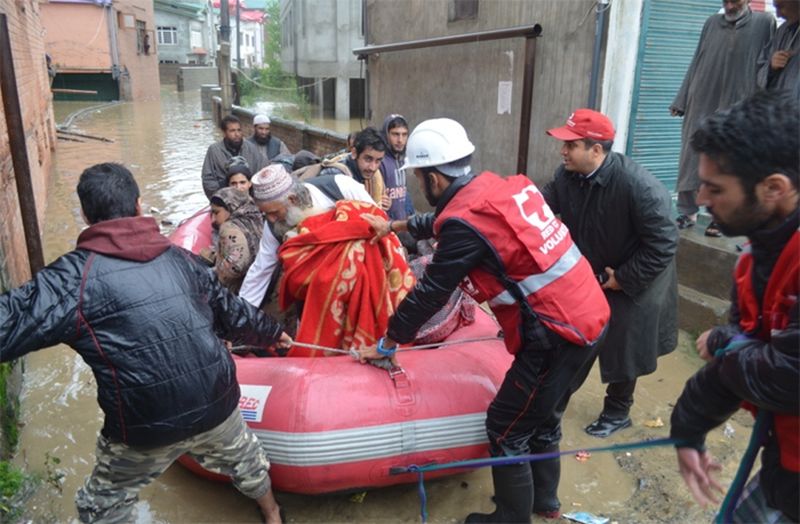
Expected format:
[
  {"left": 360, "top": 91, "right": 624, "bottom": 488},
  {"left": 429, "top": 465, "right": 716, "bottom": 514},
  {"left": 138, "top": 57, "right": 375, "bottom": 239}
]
[{"left": 209, "top": 187, "right": 265, "bottom": 294}]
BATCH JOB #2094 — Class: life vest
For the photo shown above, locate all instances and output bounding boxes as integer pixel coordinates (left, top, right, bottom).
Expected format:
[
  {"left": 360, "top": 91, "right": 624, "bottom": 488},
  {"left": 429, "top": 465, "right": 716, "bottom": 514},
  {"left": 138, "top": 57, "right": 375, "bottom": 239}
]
[
  {"left": 734, "top": 230, "right": 800, "bottom": 472},
  {"left": 433, "top": 172, "right": 610, "bottom": 354}
]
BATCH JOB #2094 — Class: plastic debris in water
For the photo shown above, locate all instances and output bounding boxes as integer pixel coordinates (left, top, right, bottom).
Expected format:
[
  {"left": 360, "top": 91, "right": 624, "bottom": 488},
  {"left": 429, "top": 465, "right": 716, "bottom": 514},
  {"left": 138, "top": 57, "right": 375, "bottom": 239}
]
[
  {"left": 643, "top": 417, "right": 664, "bottom": 428},
  {"left": 563, "top": 511, "right": 610, "bottom": 524},
  {"left": 723, "top": 423, "right": 735, "bottom": 438},
  {"left": 575, "top": 450, "right": 591, "bottom": 462}
]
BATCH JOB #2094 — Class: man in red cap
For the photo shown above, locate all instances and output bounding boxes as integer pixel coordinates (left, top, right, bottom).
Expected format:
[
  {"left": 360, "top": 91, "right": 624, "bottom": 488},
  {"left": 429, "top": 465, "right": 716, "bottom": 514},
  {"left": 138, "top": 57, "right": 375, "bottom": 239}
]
[{"left": 543, "top": 108, "right": 679, "bottom": 439}]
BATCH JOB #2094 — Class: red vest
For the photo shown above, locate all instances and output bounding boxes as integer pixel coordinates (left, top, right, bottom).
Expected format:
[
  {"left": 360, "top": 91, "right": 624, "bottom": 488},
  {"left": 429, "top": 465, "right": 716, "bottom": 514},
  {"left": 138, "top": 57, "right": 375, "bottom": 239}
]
[
  {"left": 734, "top": 230, "right": 799, "bottom": 472},
  {"left": 433, "top": 172, "right": 610, "bottom": 354}
]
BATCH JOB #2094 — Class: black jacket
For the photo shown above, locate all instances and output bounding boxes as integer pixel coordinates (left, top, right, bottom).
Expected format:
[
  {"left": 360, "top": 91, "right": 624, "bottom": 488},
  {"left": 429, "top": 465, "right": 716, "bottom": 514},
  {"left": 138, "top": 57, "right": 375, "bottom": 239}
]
[
  {"left": 670, "top": 210, "right": 799, "bottom": 520},
  {"left": 542, "top": 152, "right": 678, "bottom": 382},
  {"left": 0, "top": 216, "right": 283, "bottom": 448},
  {"left": 388, "top": 175, "right": 557, "bottom": 352}
]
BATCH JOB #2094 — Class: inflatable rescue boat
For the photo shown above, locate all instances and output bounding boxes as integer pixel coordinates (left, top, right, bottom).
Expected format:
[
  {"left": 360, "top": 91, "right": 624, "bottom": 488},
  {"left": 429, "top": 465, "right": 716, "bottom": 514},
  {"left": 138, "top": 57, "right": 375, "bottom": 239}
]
[{"left": 169, "top": 208, "right": 512, "bottom": 494}]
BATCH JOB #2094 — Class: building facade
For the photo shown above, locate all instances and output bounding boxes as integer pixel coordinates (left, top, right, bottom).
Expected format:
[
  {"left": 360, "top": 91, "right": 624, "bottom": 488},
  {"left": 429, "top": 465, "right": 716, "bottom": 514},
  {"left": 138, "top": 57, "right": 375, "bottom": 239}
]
[
  {"left": 154, "top": 0, "right": 215, "bottom": 65},
  {"left": 280, "top": 0, "right": 365, "bottom": 119},
  {"left": 41, "top": 0, "right": 160, "bottom": 101}
]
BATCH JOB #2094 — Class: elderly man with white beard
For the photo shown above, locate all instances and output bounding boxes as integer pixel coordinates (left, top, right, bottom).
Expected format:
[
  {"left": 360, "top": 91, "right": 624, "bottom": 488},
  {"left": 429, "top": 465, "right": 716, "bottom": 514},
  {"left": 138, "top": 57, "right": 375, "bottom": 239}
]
[{"left": 239, "top": 164, "right": 375, "bottom": 308}]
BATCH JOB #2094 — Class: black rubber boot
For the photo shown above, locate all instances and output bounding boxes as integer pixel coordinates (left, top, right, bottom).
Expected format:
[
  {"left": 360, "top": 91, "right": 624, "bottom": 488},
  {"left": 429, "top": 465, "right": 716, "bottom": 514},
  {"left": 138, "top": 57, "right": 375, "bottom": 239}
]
[
  {"left": 531, "top": 445, "right": 561, "bottom": 518},
  {"left": 465, "top": 464, "right": 532, "bottom": 523}
]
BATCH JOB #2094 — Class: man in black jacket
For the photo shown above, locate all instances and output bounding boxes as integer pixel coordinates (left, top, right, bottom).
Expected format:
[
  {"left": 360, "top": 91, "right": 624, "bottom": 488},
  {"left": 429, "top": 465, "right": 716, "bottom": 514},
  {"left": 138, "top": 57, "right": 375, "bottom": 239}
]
[
  {"left": 670, "top": 90, "right": 799, "bottom": 522},
  {"left": 543, "top": 109, "right": 678, "bottom": 438},
  {"left": 0, "top": 163, "right": 290, "bottom": 523}
]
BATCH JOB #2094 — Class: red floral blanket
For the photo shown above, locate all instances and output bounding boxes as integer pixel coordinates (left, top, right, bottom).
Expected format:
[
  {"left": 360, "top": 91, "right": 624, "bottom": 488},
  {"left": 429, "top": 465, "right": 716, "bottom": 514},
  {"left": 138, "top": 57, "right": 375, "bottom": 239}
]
[{"left": 278, "top": 201, "right": 415, "bottom": 356}]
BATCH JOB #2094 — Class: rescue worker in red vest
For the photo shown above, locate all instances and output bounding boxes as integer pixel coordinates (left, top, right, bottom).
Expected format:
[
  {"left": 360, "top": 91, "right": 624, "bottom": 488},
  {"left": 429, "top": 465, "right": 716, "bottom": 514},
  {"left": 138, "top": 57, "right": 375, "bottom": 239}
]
[
  {"left": 359, "top": 118, "right": 611, "bottom": 523},
  {"left": 670, "top": 90, "right": 799, "bottom": 522}
]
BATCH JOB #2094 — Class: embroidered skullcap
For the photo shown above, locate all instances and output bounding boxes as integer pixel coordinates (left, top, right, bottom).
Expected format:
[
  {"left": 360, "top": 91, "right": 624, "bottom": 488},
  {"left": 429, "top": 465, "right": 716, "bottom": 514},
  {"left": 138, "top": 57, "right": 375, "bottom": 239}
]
[
  {"left": 251, "top": 164, "right": 293, "bottom": 202},
  {"left": 253, "top": 114, "right": 271, "bottom": 125}
]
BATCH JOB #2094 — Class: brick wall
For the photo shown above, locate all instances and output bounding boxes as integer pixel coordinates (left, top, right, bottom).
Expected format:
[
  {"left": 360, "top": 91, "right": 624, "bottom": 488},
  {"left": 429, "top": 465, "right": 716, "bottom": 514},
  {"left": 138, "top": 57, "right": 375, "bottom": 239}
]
[{"left": 0, "top": 0, "right": 56, "bottom": 288}]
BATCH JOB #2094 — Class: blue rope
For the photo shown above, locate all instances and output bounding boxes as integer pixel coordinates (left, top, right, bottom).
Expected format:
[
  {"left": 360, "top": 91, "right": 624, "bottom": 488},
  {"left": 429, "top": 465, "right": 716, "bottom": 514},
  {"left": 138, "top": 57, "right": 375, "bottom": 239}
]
[
  {"left": 408, "top": 465, "right": 429, "bottom": 524},
  {"left": 397, "top": 437, "right": 681, "bottom": 522},
  {"left": 394, "top": 436, "right": 679, "bottom": 475},
  {"left": 714, "top": 410, "right": 771, "bottom": 523},
  {"left": 711, "top": 334, "right": 770, "bottom": 523}
]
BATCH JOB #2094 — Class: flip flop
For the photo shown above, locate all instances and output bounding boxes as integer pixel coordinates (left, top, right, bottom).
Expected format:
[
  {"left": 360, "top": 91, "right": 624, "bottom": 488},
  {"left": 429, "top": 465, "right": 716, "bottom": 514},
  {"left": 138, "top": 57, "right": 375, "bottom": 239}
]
[
  {"left": 676, "top": 214, "right": 696, "bottom": 230},
  {"left": 705, "top": 222, "right": 723, "bottom": 237}
]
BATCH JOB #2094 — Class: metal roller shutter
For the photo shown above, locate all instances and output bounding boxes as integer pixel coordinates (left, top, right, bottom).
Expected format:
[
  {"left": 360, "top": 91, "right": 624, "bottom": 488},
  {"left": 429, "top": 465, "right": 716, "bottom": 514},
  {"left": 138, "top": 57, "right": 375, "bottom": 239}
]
[{"left": 625, "top": 0, "right": 721, "bottom": 192}]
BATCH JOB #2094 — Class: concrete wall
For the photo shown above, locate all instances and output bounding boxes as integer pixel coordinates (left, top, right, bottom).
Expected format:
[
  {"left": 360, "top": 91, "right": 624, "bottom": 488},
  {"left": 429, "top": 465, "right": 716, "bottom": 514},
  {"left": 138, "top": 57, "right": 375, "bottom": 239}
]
[
  {"left": 42, "top": 1, "right": 160, "bottom": 101},
  {"left": 365, "top": 0, "right": 600, "bottom": 188},
  {"left": 41, "top": 3, "right": 113, "bottom": 70},
  {"left": 0, "top": 0, "right": 56, "bottom": 288},
  {"left": 159, "top": 62, "right": 181, "bottom": 84},
  {"left": 281, "top": 0, "right": 364, "bottom": 119},
  {"left": 113, "top": 0, "right": 160, "bottom": 100},
  {"left": 178, "top": 66, "right": 219, "bottom": 91},
  {"left": 212, "top": 98, "right": 347, "bottom": 156}
]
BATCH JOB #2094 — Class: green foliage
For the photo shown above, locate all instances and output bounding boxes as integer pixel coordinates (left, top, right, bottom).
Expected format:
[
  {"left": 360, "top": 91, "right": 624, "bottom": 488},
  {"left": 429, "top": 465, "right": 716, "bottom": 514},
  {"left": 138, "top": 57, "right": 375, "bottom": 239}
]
[
  {"left": 237, "top": 0, "right": 310, "bottom": 121},
  {"left": 0, "top": 460, "right": 27, "bottom": 520},
  {"left": 0, "top": 361, "right": 20, "bottom": 458}
]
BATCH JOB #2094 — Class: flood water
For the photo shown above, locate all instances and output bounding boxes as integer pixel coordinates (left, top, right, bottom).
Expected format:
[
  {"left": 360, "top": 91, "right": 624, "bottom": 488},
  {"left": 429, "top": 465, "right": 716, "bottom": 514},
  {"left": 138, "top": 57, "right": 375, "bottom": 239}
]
[{"left": 14, "top": 88, "right": 730, "bottom": 523}]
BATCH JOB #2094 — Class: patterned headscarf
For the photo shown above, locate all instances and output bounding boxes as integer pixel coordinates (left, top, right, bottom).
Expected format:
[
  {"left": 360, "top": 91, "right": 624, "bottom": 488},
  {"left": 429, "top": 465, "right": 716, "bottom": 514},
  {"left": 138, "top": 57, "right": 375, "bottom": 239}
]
[{"left": 211, "top": 187, "right": 264, "bottom": 256}]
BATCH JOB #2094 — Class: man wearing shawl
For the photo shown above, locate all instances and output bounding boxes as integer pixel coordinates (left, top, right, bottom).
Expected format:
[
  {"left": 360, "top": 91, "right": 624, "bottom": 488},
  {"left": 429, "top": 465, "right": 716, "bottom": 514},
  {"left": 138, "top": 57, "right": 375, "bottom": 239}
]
[{"left": 670, "top": 0, "right": 774, "bottom": 235}]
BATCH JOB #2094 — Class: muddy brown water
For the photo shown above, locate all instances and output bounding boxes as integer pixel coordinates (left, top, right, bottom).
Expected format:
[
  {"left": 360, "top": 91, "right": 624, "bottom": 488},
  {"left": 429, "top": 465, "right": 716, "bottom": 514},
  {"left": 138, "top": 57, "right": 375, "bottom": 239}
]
[{"left": 15, "top": 89, "right": 749, "bottom": 523}]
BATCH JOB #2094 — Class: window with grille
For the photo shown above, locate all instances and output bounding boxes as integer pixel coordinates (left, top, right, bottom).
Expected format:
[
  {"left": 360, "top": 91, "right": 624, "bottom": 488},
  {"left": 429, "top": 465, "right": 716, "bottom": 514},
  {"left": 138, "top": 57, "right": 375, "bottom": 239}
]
[{"left": 157, "top": 26, "right": 178, "bottom": 46}]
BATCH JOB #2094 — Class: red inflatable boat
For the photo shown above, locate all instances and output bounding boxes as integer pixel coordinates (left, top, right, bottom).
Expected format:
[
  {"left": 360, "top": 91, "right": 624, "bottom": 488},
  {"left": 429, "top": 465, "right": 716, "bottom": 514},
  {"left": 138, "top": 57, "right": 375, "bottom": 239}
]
[{"left": 169, "top": 209, "right": 512, "bottom": 494}]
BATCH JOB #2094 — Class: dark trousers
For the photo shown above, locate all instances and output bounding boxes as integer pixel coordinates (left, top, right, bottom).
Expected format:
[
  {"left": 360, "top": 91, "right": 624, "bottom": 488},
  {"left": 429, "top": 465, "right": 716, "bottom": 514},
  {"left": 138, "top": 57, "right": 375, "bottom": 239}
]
[
  {"left": 486, "top": 336, "right": 600, "bottom": 456},
  {"left": 601, "top": 379, "right": 637, "bottom": 419}
]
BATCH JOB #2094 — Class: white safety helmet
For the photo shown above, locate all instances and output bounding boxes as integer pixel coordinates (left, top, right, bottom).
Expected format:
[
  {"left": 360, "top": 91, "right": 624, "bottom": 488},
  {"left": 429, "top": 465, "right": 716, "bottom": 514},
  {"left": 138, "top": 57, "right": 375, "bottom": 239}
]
[{"left": 400, "top": 118, "right": 475, "bottom": 177}]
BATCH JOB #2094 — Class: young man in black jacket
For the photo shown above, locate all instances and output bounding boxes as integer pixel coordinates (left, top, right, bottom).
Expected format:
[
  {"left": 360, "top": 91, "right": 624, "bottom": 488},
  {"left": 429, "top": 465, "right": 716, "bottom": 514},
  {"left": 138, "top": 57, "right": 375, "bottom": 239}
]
[
  {"left": 0, "top": 163, "right": 290, "bottom": 523},
  {"left": 670, "top": 90, "right": 799, "bottom": 522}
]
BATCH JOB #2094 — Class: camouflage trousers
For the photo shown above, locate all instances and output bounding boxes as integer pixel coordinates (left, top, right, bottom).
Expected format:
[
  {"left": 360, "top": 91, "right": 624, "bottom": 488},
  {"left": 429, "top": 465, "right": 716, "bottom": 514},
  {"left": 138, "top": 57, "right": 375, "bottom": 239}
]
[{"left": 75, "top": 408, "right": 270, "bottom": 523}]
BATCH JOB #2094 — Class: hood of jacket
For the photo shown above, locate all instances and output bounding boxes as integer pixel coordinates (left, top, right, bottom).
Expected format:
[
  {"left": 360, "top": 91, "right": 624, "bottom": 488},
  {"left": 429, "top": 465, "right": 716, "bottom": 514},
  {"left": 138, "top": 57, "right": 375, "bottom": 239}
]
[
  {"left": 77, "top": 216, "right": 172, "bottom": 262},
  {"left": 380, "top": 113, "right": 408, "bottom": 161}
]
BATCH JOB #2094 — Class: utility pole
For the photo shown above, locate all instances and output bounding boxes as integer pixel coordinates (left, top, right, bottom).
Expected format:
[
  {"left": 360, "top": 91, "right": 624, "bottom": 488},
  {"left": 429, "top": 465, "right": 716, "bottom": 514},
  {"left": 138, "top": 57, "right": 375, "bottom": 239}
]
[
  {"left": 218, "top": 0, "right": 232, "bottom": 115},
  {"left": 0, "top": 14, "right": 45, "bottom": 276},
  {"left": 236, "top": 0, "right": 241, "bottom": 70}
]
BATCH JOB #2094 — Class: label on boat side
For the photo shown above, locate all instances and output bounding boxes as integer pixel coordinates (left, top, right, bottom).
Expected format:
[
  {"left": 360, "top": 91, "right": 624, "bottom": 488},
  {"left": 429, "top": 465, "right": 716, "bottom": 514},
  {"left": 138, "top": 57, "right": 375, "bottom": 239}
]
[{"left": 239, "top": 385, "right": 272, "bottom": 423}]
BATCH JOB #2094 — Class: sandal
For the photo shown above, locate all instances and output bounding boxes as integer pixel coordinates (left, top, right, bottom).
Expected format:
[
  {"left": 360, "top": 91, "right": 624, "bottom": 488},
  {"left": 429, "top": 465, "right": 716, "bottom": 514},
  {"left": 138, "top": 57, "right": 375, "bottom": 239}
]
[
  {"left": 676, "top": 214, "right": 696, "bottom": 230},
  {"left": 705, "top": 221, "right": 723, "bottom": 238}
]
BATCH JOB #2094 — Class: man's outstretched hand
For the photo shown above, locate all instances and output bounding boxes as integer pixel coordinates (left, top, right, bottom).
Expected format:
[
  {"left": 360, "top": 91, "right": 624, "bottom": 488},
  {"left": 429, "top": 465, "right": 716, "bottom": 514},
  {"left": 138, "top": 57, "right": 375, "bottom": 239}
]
[{"left": 676, "top": 447, "right": 724, "bottom": 508}]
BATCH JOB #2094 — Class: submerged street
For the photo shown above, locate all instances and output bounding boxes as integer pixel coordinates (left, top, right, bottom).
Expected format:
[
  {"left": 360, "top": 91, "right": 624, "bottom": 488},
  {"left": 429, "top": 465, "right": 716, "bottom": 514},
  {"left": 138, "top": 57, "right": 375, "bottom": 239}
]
[{"left": 15, "top": 88, "right": 748, "bottom": 524}]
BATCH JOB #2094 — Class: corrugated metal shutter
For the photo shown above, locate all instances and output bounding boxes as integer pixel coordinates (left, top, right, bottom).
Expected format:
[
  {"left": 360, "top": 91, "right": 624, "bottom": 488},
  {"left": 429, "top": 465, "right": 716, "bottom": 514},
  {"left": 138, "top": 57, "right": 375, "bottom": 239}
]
[{"left": 625, "top": 0, "right": 721, "bottom": 191}]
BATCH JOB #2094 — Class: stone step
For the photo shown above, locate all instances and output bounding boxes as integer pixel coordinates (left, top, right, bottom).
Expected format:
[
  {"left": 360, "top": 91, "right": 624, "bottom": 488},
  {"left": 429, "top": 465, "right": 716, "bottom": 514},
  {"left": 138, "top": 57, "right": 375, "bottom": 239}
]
[
  {"left": 676, "top": 227, "right": 742, "bottom": 300},
  {"left": 678, "top": 284, "right": 731, "bottom": 335}
]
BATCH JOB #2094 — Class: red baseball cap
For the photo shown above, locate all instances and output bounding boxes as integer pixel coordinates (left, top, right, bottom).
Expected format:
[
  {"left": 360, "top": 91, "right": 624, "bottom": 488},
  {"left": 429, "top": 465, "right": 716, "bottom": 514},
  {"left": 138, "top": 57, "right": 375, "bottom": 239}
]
[{"left": 547, "top": 109, "right": 615, "bottom": 141}]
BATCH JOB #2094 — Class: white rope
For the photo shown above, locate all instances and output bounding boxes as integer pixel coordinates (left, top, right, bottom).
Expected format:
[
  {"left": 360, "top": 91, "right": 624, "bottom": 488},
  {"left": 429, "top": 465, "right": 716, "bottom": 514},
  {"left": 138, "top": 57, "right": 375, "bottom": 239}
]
[
  {"left": 231, "top": 335, "right": 503, "bottom": 358},
  {"left": 288, "top": 335, "right": 503, "bottom": 355}
]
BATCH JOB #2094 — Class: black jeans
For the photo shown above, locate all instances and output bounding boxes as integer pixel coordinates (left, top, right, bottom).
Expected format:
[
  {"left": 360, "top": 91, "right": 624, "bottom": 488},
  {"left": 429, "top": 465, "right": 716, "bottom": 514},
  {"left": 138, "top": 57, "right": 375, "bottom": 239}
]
[
  {"left": 601, "top": 379, "right": 637, "bottom": 419},
  {"left": 486, "top": 334, "right": 600, "bottom": 456}
]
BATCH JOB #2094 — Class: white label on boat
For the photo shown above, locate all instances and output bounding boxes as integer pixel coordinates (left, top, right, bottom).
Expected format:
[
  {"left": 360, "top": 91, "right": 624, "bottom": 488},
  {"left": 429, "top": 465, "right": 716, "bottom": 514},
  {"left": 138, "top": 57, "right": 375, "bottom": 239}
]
[{"left": 239, "top": 385, "right": 272, "bottom": 423}]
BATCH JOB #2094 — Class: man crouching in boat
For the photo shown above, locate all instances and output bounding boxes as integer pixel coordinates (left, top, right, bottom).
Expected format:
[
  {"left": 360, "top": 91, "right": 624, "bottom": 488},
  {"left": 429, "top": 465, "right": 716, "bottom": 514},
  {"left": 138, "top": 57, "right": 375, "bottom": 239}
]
[
  {"left": 359, "top": 119, "right": 611, "bottom": 523},
  {"left": 0, "top": 163, "right": 291, "bottom": 524}
]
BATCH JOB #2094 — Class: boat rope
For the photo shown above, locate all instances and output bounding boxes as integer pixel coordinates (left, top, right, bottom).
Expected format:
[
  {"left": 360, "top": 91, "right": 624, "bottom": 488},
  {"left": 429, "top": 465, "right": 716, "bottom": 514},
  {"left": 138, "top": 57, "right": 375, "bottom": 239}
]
[
  {"left": 395, "top": 437, "right": 683, "bottom": 524},
  {"left": 288, "top": 335, "right": 503, "bottom": 356},
  {"left": 231, "top": 335, "right": 503, "bottom": 359}
]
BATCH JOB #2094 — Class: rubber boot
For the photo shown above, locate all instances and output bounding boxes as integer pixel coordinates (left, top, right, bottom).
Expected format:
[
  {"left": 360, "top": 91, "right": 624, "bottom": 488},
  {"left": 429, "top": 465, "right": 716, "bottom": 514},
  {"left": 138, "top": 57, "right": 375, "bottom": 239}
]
[
  {"left": 531, "top": 445, "right": 561, "bottom": 518},
  {"left": 465, "top": 463, "right": 532, "bottom": 523}
]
